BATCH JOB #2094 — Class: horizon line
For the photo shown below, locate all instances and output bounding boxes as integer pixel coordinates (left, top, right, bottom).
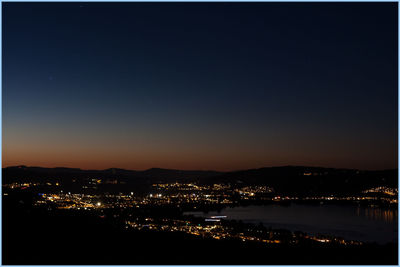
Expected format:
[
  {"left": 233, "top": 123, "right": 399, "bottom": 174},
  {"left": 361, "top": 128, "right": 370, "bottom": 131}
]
[{"left": 2, "top": 164, "right": 397, "bottom": 173}]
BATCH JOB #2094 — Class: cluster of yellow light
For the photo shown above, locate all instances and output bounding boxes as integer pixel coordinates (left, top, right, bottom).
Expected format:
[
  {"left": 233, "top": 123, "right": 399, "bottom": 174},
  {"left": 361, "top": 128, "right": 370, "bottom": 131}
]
[
  {"left": 362, "top": 186, "right": 398, "bottom": 196},
  {"left": 124, "top": 217, "right": 361, "bottom": 246},
  {"left": 4, "top": 181, "right": 65, "bottom": 189},
  {"left": 36, "top": 193, "right": 106, "bottom": 209},
  {"left": 235, "top": 186, "right": 274, "bottom": 196},
  {"left": 125, "top": 218, "right": 270, "bottom": 243},
  {"left": 305, "top": 235, "right": 362, "bottom": 245}
]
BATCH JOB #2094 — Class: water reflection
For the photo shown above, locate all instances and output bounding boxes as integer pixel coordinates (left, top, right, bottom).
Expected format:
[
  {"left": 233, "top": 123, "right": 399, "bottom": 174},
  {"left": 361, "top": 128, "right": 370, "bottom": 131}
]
[
  {"left": 185, "top": 204, "right": 398, "bottom": 244},
  {"left": 357, "top": 206, "right": 398, "bottom": 223}
]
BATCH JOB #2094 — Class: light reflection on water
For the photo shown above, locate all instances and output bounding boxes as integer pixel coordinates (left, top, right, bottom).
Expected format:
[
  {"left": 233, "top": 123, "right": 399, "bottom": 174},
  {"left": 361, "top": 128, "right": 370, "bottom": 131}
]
[{"left": 356, "top": 206, "right": 397, "bottom": 223}]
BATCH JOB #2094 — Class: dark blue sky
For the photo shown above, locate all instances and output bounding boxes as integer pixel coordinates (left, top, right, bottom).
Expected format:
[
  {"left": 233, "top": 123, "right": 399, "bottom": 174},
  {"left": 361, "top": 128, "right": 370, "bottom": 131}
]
[{"left": 3, "top": 3, "right": 398, "bottom": 170}]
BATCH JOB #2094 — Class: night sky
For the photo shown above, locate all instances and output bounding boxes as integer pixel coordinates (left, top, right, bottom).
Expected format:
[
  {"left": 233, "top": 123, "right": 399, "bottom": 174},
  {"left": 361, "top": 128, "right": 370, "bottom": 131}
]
[{"left": 3, "top": 2, "right": 398, "bottom": 171}]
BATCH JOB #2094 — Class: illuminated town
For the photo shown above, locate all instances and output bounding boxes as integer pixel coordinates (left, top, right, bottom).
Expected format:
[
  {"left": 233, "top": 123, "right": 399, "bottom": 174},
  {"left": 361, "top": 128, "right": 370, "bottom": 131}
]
[
  {"left": 4, "top": 180, "right": 398, "bottom": 208},
  {"left": 3, "top": 176, "right": 396, "bottom": 249}
]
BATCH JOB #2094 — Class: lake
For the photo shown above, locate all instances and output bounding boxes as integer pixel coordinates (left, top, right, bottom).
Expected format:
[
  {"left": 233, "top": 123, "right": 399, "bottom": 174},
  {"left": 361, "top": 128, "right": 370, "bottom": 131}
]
[{"left": 184, "top": 204, "right": 398, "bottom": 244}]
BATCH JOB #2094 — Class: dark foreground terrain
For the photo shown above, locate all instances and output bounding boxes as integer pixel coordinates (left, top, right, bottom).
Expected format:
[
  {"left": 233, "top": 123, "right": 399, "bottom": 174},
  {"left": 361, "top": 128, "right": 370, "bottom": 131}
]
[{"left": 3, "top": 191, "right": 398, "bottom": 265}]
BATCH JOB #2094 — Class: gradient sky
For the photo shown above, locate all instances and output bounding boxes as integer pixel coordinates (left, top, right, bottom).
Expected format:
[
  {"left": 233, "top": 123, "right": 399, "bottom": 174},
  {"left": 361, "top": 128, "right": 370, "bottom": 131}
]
[{"left": 3, "top": 2, "right": 398, "bottom": 171}]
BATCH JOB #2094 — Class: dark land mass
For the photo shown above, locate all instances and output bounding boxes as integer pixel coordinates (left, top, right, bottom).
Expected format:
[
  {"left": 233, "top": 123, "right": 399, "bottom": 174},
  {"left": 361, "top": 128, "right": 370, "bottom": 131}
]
[
  {"left": 3, "top": 165, "right": 397, "bottom": 264},
  {"left": 3, "top": 165, "right": 221, "bottom": 182},
  {"left": 3, "top": 191, "right": 397, "bottom": 265},
  {"left": 3, "top": 165, "right": 397, "bottom": 195},
  {"left": 204, "top": 166, "right": 397, "bottom": 194}
]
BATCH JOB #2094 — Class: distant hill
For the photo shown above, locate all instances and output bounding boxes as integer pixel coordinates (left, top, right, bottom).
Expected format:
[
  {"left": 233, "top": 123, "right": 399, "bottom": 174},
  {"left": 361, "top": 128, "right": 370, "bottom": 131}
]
[
  {"left": 202, "top": 166, "right": 397, "bottom": 194},
  {"left": 2, "top": 165, "right": 397, "bottom": 194},
  {"left": 2, "top": 165, "right": 221, "bottom": 183}
]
